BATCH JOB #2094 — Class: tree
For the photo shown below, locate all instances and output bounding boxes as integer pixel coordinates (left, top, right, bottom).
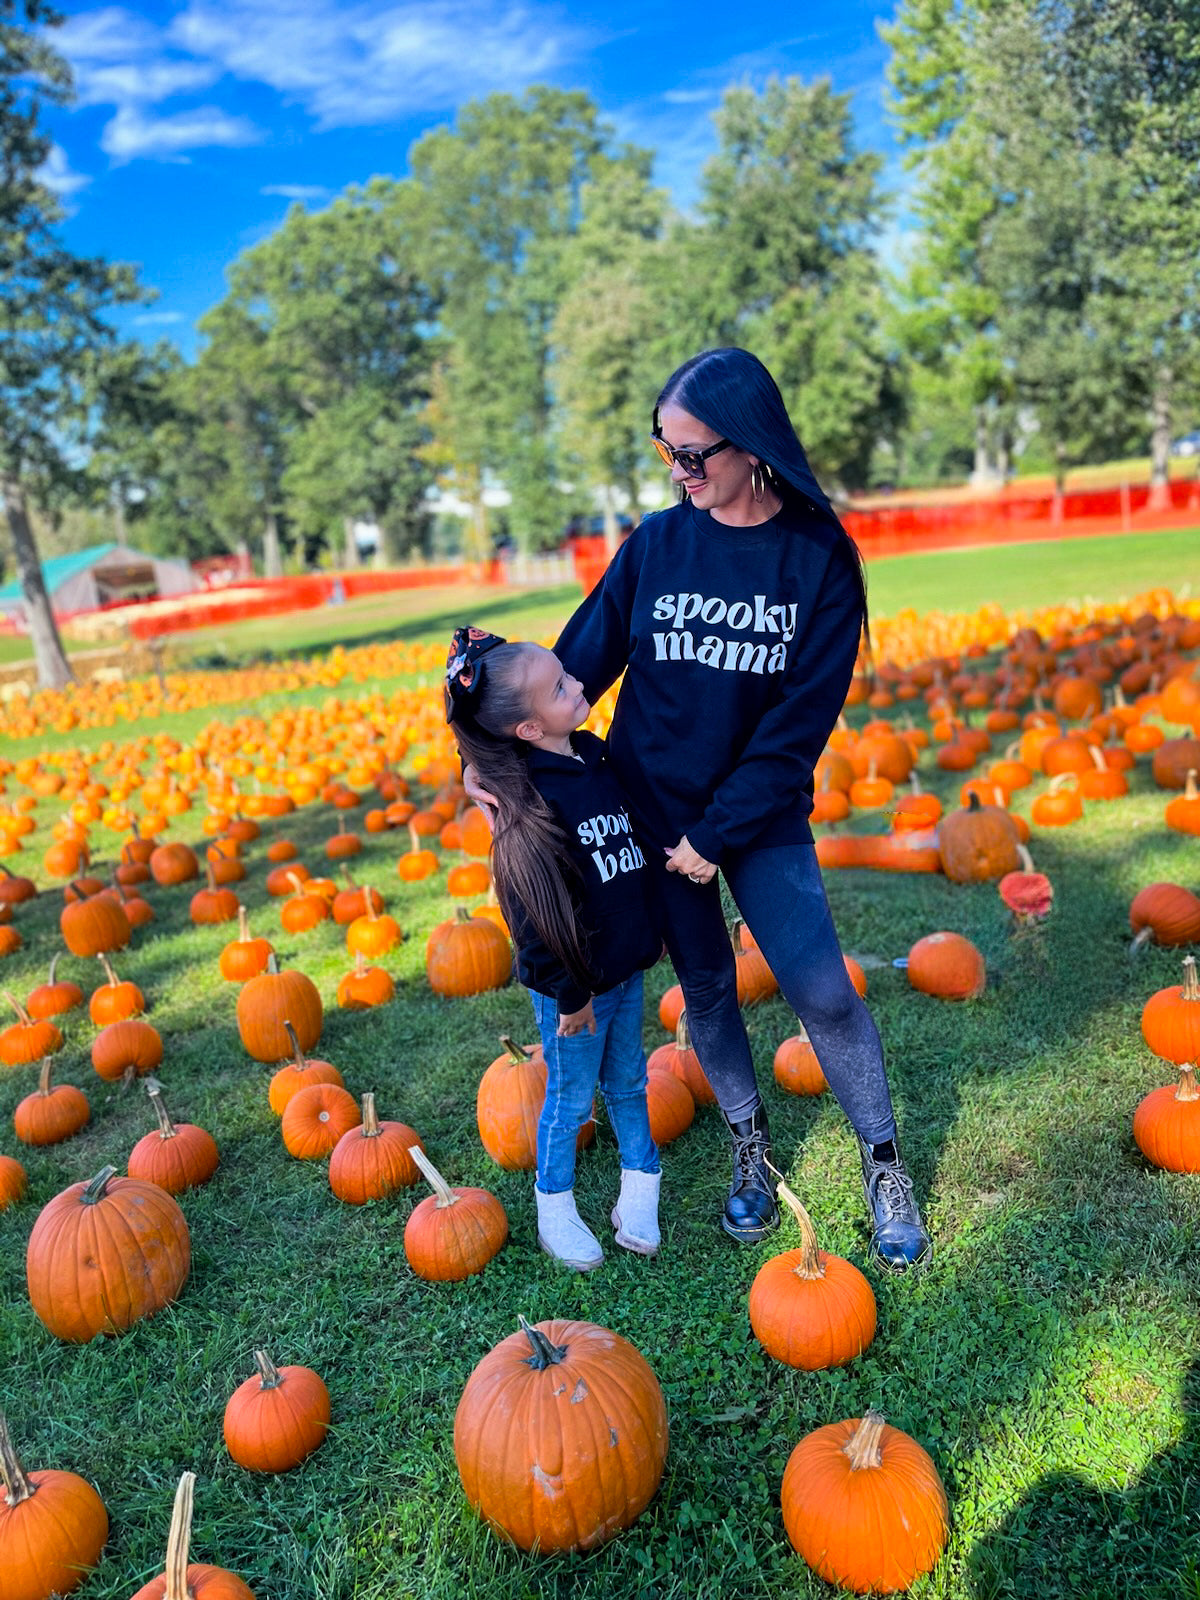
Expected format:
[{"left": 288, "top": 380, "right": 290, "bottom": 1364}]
[
  {"left": 0, "top": 0, "right": 144, "bottom": 684},
  {"left": 406, "top": 88, "right": 611, "bottom": 551},
  {"left": 222, "top": 181, "right": 435, "bottom": 566},
  {"left": 693, "top": 77, "right": 899, "bottom": 489}
]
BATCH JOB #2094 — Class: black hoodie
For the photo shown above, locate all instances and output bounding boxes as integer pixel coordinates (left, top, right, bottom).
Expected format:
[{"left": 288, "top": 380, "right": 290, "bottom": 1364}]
[
  {"left": 554, "top": 498, "right": 863, "bottom": 865},
  {"left": 505, "top": 729, "right": 661, "bottom": 1015}
]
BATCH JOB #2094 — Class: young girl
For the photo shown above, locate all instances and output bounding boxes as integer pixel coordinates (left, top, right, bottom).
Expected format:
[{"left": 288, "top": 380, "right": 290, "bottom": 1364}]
[{"left": 444, "top": 625, "right": 662, "bottom": 1272}]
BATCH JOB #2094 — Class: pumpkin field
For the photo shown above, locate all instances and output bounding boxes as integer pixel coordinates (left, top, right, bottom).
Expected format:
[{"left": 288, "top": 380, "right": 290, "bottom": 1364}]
[{"left": 1, "top": 532, "right": 1198, "bottom": 1600}]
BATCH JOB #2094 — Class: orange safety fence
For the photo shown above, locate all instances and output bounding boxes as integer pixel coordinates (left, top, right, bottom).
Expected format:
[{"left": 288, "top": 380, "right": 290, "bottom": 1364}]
[
  {"left": 121, "top": 562, "right": 502, "bottom": 639},
  {"left": 573, "top": 480, "right": 1200, "bottom": 593}
]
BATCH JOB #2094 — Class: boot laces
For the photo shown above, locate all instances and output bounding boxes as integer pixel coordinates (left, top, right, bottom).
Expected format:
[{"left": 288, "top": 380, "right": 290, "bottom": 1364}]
[
  {"left": 865, "top": 1158, "right": 917, "bottom": 1223},
  {"left": 732, "top": 1128, "right": 770, "bottom": 1192}
]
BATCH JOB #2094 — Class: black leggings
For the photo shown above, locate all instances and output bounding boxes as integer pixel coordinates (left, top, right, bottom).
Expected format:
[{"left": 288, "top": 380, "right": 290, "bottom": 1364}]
[{"left": 649, "top": 835, "right": 897, "bottom": 1146}]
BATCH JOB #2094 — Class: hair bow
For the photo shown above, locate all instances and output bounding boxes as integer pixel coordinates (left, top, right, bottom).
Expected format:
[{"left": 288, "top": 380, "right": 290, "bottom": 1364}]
[{"left": 445, "top": 625, "right": 507, "bottom": 723}]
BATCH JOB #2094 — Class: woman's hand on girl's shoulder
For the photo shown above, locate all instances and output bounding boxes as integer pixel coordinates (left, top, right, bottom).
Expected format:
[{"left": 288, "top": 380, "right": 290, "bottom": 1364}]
[{"left": 462, "top": 762, "right": 500, "bottom": 825}]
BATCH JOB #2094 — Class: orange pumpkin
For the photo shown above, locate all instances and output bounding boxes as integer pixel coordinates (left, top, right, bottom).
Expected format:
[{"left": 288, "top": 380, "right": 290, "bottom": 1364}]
[
  {"left": 475, "top": 1036, "right": 593, "bottom": 1170},
  {"left": 268, "top": 1023, "right": 343, "bottom": 1115},
  {"left": 223, "top": 1352, "right": 330, "bottom": 1473},
  {"left": 236, "top": 956, "right": 323, "bottom": 1062},
  {"left": 774, "top": 1028, "right": 827, "bottom": 1096},
  {"left": 328, "top": 1092, "right": 423, "bottom": 1202},
  {"left": 280, "top": 1081, "right": 359, "bottom": 1159},
  {"left": 0, "top": 1415, "right": 109, "bottom": 1600},
  {"left": 427, "top": 907, "right": 511, "bottom": 997},
  {"left": 14, "top": 1058, "right": 90, "bottom": 1147},
  {"left": 129, "top": 1472, "right": 255, "bottom": 1599},
  {"left": 646, "top": 1011, "right": 715, "bottom": 1105},
  {"left": 403, "top": 1145, "right": 509, "bottom": 1280},
  {"left": 127, "top": 1085, "right": 219, "bottom": 1194},
  {"left": 905, "top": 932, "right": 987, "bottom": 1001}
]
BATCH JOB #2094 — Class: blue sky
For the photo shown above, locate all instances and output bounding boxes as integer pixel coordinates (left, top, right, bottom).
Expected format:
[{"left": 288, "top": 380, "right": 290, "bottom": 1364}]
[{"left": 40, "top": 0, "right": 911, "bottom": 356}]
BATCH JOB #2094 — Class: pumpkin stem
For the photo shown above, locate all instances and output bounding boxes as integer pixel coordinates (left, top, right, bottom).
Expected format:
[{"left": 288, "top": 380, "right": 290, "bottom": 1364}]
[
  {"left": 1129, "top": 926, "right": 1155, "bottom": 957},
  {"left": 283, "top": 1018, "right": 306, "bottom": 1069},
  {"left": 286, "top": 871, "right": 304, "bottom": 897},
  {"left": 365, "top": 888, "right": 378, "bottom": 922},
  {"left": 1174, "top": 1063, "right": 1200, "bottom": 1102},
  {"left": 0, "top": 1413, "right": 35, "bottom": 1505},
  {"left": 148, "top": 1083, "right": 176, "bottom": 1140},
  {"left": 455, "top": 906, "right": 471, "bottom": 924},
  {"left": 518, "top": 1315, "right": 568, "bottom": 1370},
  {"left": 499, "top": 1035, "right": 533, "bottom": 1064},
  {"left": 2, "top": 989, "right": 31, "bottom": 1025},
  {"left": 774, "top": 1176, "right": 826, "bottom": 1280},
  {"left": 361, "top": 1091, "right": 380, "bottom": 1137},
  {"left": 841, "top": 1410, "right": 887, "bottom": 1471},
  {"left": 36, "top": 1056, "right": 53, "bottom": 1096},
  {"left": 252, "top": 1350, "right": 283, "bottom": 1389},
  {"left": 236, "top": 903, "right": 250, "bottom": 942},
  {"left": 407, "top": 822, "right": 419, "bottom": 854},
  {"left": 99, "top": 952, "right": 118, "bottom": 987},
  {"left": 676, "top": 1010, "right": 691, "bottom": 1052},
  {"left": 205, "top": 861, "right": 217, "bottom": 892},
  {"left": 965, "top": 791, "right": 981, "bottom": 813},
  {"left": 1181, "top": 768, "right": 1198, "bottom": 801},
  {"left": 47, "top": 952, "right": 60, "bottom": 983},
  {"left": 82, "top": 1165, "right": 118, "bottom": 1205},
  {"left": 1181, "top": 955, "right": 1199, "bottom": 1004},
  {"left": 163, "top": 1471, "right": 196, "bottom": 1600},
  {"left": 1016, "top": 845, "right": 1035, "bottom": 873},
  {"left": 354, "top": 951, "right": 367, "bottom": 977},
  {"left": 409, "top": 1143, "right": 457, "bottom": 1208},
  {"left": 1048, "top": 772, "right": 1079, "bottom": 794}
]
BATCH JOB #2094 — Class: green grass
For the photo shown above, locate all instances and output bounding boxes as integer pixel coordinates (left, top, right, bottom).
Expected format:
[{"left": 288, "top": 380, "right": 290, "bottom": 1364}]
[{"left": 0, "top": 583, "right": 1197, "bottom": 1600}]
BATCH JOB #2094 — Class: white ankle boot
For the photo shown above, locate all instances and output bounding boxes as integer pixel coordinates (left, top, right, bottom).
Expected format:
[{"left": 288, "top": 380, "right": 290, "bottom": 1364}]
[
  {"left": 611, "top": 1169, "right": 661, "bottom": 1256},
  {"left": 535, "top": 1187, "right": 603, "bottom": 1271}
]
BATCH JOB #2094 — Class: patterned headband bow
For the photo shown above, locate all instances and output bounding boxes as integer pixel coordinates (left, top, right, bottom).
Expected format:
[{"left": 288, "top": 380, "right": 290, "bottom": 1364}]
[{"left": 445, "top": 626, "right": 507, "bottom": 724}]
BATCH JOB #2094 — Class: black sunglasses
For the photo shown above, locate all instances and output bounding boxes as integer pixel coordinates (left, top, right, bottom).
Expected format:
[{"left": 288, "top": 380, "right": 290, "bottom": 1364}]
[{"left": 650, "top": 432, "right": 734, "bottom": 480}]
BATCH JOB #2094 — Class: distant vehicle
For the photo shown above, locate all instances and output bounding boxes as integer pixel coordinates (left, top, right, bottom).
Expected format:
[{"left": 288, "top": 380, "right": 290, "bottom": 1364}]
[{"left": 1171, "top": 430, "right": 1200, "bottom": 456}]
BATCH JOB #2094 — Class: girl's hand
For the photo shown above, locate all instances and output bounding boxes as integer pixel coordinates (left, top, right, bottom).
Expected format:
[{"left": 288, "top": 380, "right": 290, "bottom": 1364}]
[
  {"left": 664, "top": 836, "right": 717, "bottom": 885},
  {"left": 461, "top": 762, "right": 500, "bottom": 828},
  {"left": 557, "top": 999, "right": 597, "bottom": 1036}
]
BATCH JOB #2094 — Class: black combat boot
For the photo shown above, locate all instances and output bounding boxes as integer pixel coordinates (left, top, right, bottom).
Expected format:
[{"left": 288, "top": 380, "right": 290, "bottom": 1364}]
[
  {"left": 720, "top": 1102, "right": 780, "bottom": 1242},
  {"left": 856, "top": 1134, "right": 932, "bottom": 1272}
]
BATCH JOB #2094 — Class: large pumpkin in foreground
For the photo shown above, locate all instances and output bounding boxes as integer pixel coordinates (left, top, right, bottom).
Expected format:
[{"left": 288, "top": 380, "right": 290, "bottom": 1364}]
[
  {"left": 454, "top": 1317, "right": 667, "bottom": 1553},
  {"left": 781, "top": 1410, "right": 948, "bottom": 1593},
  {"left": 26, "top": 1165, "right": 190, "bottom": 1342},
  {"left": 0, "top": 1414, "right": 108, "bottom": 1600}
]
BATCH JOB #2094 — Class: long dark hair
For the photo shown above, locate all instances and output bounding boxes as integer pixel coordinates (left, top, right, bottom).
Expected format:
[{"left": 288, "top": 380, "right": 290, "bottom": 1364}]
[
  {"left": 655, "top": 347, "right": 870, "bottom": 650},
  {"left": 445, "top": 643, "right": 592, "bottom": 992}
]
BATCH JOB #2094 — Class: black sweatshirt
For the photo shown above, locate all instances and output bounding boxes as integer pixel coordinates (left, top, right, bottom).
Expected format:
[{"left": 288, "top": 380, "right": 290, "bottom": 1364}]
[
  {"left": 507, "top": 729, "right": 662, "bottom": 1015},
  {"left": 555, "top": 499, "right": 863, "bottom": 865}
]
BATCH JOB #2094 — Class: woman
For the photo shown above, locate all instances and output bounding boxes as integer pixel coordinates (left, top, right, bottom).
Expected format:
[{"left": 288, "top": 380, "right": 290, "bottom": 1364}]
[{"left": 472, "top": 348, "right": 930, "bottom": 1272}]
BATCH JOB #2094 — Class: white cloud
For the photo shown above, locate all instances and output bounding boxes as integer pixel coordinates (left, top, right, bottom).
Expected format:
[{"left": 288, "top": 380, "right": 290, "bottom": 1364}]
[
  {"left": 170, "top": 0, "right": 596, "bottom": 127},
  {"left": 261, "top": 183, "right": 330, "bottom": 200},
  {"left": 132, "top": 310, "right": 186, "bottom": 325},
  {"left": 75, "top": 60, "right": 219, "bottom": 106},
  {"left": 661, "top": 88, "right": 718, "bottom": 106},
  {"left": 37, "top": 142, "right": 90, "bottom": 196},
  {"left": 101, "top": 104, "right": 263, "bottom": 161},
  {"left": 56, "top": 7, "right": 161, "bottom": 64}
]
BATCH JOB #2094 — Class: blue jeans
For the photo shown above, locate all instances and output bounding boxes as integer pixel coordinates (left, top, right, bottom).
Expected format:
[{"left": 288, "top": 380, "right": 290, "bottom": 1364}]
[{"left": 530, "top": 974, "right": 660, "bottom": 1194}]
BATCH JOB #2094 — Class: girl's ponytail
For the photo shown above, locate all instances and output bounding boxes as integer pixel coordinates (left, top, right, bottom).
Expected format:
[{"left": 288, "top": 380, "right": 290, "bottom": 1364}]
[{"left": 445, "top": 642, "right": 592, "bottom": 994}]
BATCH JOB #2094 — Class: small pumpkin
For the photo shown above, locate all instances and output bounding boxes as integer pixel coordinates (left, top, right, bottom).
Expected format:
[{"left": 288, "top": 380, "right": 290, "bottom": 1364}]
[
  {"left": 427, "top": 907, "right": 511, "bottom": 997},
  {"left": 336, "top": 951, "right": 395, "bottom": 1009},
  {"left": 129, "top": 1471, "right": 255, "bottom": 1599},
  {"left": 658, "top": 983, "right": 684, "bottom": 1032},
  {"left": 773, "top": 1028, "right": 827, "bottom": 1096},
  {"left": 218, "top": 905, "right": 274, "bottom": 982},
  {"left": 1140, "top": 954, "right": 1200, "bottom": 1066},
  {"left": 476, "top": 1036, "right": 593, "bottom": 1170},
  {"left": 1165, "top": 769, "right": 1200, "bottom": 835},
  {"left": 1129, "top": 883, "right": 1200, "bottom": 952},
  {"left": 236, "top": 955, "right": 323, "bottom": 1062},
  {"left": 148, "top": 841, "right": 199, "bottom": 887},
  {"left": 646, "top": 1011, "right": 716, "bottom": 1105},
  {"left": 0, "top": 1154, "right": 27, "bottom": 1208},
  {"left": 936, "top": 791, "right": 1020, "bottom": 883},
  {"left": 403, "top": 1144, "right": 509, "bottom": 1279},
  {"left": 26, "top": 1165, "right": 190, "bottom": 1341},
  {"left": 128, "top": 1084, "right": 219, "bottom": 1194},
  {"left": 268, "top": 1022, "right": 343, "bottom": 1115},
  {"left": 330, "top": 877, "right": 384, "bottom": 926},
  {"left": 328, "top": 1092, "right": 423, "bottom": 1202},
  {"left": 748, "top": 1179, "right": 876, "bottom": 1369},
  {"left": 280, "top": 872, "right": 328, "bottom": 934},
  {"left": 281, "top": 1080, "right": 360, "bottom": 1159},
  {"left": 398, "top": 824, "right": 439, "bottom": 882},
  {"left": 0, "top": 992, "right": 63, "bottom": 1066},
  {"left": 905, "top": 932, "right": 987, "bottom": 1001},
  {"left": 644, "top": 1067, "right": 695, "bottom": 1146},
  {"left": 453, "top": 1317, "right": 668, "bottom": 1553},
  {"left": 0, "top": 1412, "right": 109, "bottom": 1600},
  {"left": 26, "top": 954, "right": 84, "bottom": 1020},
  {"left": 60, "top": 890, "right": 131, "bottom": 959},
  {"left": 732, "top": 920, "right": 777, "bottom": 1005},
  {"left": 189, "top": 864, "right": 239, "bottom": 925},
  {"left": 223, "top": 1351, "right": 330, "bottom": 1474},
  {"left": 91, "top": 1018, "right": 163, "bottom": 1084},
  {"left": 89, "top": 953, "right": 144, "bottom": 1024},
  {"left": 345, "top": 892, "right": 401, "bottom": 958},
  {"left": 14, "top": 1058, "right": 90, "bottom": 1147},
  {"left": 780, "top": 1410, "right": 949, "bottom": 1594},
  {"left": 1132, "top": 1064, "right": 1200, "bottom": 1172}
]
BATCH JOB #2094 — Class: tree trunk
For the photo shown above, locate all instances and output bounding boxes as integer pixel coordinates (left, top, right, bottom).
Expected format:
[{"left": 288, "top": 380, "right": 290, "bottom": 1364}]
[
  {"left": 624, "top": 474, "right": 642, "bottom": 528},
  {"left": 342, "top": 516, "right": 360, "bottom": 569},
  {"left": 602, "top": 484, "right": 620, "bottom": 556},
  {"left": 1, "top": 474, "right": 73, "bottom": 688},
  {"left": 1148, "top": 367, "right": 1172, "bottom": 507},
  {"left": 971, "top": 407, "right": 991, "bottom": 483},
  {"left": 234, "top": 539, "right": 252, "bottom": 580},
  {"left": 1053, "top": 442, "right": 1068, "bottom": 517},
  {"left": 112, "top": 487, "right": 127, "bottom": 544},
  {"left": 262, "top": 510, "right": 282, "bottom": 579}
]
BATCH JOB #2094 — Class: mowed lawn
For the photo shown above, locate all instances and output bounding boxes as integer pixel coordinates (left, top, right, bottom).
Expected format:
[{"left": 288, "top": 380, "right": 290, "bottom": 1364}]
[{"left": 0, "top": 548, "right": 1197, "bottom": 1599}]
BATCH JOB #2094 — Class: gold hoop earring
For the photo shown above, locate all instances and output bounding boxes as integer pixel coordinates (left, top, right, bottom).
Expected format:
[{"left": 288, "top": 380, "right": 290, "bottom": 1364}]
[{"left": 751, "top": 463, "right": 765, "bottom": 503}]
